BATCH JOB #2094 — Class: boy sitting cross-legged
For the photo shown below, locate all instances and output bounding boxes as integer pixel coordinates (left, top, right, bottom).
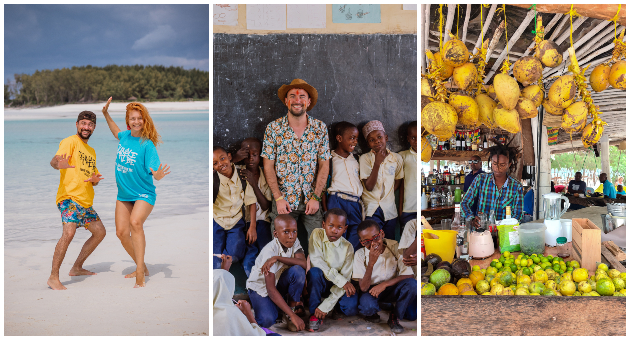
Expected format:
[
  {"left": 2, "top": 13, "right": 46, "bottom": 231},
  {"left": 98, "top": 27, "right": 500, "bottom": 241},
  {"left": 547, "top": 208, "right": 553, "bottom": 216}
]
[
  {"left": 307, "top": 208, "right": 358, "bottom": 332},
  {"left": 353, "top": 220, "right": 416, "bottom": 334},
  {"left": 246, "top": 215, "right": 307, "bottom": 332}
]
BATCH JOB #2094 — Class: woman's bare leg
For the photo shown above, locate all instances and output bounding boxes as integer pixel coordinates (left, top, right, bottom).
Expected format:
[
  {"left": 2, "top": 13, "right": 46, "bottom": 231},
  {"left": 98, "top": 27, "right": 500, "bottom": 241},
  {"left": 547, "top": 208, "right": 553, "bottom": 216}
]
[
  {"left": 129, "top": 200, "right": 154, "bottom": 287},
  {"left": 115, "top": 200, "right": 148, "bottom": 278}
]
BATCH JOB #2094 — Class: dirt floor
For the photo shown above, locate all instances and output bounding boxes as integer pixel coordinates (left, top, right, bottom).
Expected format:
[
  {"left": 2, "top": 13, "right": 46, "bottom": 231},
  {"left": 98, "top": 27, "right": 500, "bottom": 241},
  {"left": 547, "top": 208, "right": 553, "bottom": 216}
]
[{"left": 266, "top": 309, "right": 417, "bottom": 336}]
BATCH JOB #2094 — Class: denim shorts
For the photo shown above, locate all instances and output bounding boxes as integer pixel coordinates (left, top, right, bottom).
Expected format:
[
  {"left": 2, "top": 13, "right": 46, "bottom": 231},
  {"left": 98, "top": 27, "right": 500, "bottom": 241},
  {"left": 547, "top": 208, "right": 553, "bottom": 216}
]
[{"left": 57, "top": 199, "right": 100, "bottom": 229}]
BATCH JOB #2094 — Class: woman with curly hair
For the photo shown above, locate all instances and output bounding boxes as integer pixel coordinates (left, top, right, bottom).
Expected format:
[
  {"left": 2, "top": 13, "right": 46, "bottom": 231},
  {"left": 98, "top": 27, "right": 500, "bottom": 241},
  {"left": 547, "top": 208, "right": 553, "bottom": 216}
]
[
  {"left": 461, "top": 137, "right": 524, "bottom": 228},
  {"left": 102, "top": 97, "right": 171, "bottom": 288}
]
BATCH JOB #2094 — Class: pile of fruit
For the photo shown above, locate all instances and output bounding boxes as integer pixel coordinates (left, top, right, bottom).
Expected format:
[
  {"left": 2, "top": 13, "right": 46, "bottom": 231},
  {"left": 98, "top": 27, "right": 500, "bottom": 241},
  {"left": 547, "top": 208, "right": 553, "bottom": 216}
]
[{"left": 421, "top": 251, "right": 626, "bottom": 296}]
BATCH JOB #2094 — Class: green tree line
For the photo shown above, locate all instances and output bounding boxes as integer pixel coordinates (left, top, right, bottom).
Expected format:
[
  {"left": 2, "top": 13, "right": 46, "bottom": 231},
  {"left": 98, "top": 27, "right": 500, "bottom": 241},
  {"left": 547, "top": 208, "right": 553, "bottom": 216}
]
[
  {"left": 5, "top": 64, "right": 209, "bottom": 106},
  {"left": 551, "top": 146, "right": 626, "bottom": 178}
]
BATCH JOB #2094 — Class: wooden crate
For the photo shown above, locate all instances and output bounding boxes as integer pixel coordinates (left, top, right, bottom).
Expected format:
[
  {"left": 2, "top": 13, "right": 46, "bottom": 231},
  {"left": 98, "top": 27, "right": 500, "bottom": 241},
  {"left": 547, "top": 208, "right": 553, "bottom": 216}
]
[{"left": 571, "top": 218, "right": 602, "bottom": 272}]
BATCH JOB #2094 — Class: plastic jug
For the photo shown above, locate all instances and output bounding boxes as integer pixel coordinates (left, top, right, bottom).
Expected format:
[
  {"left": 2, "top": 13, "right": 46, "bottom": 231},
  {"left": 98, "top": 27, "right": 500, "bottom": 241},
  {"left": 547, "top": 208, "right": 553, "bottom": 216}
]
[
  {"left": 542, "top": 192, "right": 569, "bottom": 246},
  {"left": 453, "top": 187, "right": 462, "bottom": 204}
]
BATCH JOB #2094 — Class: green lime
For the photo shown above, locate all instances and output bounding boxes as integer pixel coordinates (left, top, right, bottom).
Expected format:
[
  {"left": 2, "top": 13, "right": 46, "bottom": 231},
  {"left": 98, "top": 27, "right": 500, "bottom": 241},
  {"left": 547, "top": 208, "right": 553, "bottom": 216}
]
[
  {"left": 510, "top": 264, "right": 518, "bottom": 273},
  {"left": 522, "top": 268, "right": 532, "bottom": 276},
  {"left": 541, "top": 257, "right": 549, "bottom": 263},
  {"left": 495, "top": 262, "right": 503, "bottom": 269}
]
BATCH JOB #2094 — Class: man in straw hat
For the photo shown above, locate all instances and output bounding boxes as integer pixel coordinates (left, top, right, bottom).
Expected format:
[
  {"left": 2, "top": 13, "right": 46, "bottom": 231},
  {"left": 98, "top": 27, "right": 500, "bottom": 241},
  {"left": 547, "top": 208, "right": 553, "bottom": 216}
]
[{"left": 261, "top": 79, "right": 330, "bottom": 239}]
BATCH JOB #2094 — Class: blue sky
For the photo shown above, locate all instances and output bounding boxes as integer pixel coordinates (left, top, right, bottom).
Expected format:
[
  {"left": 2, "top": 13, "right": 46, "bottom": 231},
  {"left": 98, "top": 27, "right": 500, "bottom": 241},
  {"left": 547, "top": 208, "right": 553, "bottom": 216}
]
[{"left": 4, "top": 4, "right": 209, "bottom": 84}]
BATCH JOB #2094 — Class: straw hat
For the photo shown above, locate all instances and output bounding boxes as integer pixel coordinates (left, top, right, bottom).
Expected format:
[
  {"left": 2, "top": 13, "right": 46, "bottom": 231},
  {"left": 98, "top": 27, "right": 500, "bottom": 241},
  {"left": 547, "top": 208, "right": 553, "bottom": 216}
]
[{"left": 277, "top": 79, "right": 318, "bottom": 111}]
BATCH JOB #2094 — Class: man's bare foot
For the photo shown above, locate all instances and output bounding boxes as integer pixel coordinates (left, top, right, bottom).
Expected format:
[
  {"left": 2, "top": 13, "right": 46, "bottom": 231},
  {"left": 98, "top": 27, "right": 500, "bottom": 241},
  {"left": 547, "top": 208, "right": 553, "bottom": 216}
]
[
  {"left": 124, "top": 266, "right": 149, "bottom": 278},
  {"left": 68, "top": 267, "right": 97, "bottom": 276},
  {"left": 47, "top": 277, "right": 67, "bottom": 290}
]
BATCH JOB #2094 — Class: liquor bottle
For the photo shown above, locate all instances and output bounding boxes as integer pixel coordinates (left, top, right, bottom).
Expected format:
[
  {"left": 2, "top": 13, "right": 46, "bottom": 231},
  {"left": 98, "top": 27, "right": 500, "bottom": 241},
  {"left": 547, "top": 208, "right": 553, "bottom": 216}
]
[
  {"left": 451, "top": 204, "right": 461, "bottom": 231},
  {"left": 438, "top": 139, "right": 443, "bottom": 150},
  {"left": 449, "top": 134, "right": 456, "bottom": 151},
  {"left": 466, "top": 132, "right": 472, "bottom": 151},
  {"left": 443, "top": 137, "right": 449, "bottom": 151},
  {"left": 488, "top": 209, "right": 498, "bottom": 249},
  {"left": 471, "top": 133, "right": 478, "bottom": 151},
  {"left": 460, "top": 166, "right": 466, "bottom": 184},
  {"left": 483, "top": 134, "right": 489, "bottom": 149},
  {"left": 430, "top": 188, "right": 438, "bottom": 207}
]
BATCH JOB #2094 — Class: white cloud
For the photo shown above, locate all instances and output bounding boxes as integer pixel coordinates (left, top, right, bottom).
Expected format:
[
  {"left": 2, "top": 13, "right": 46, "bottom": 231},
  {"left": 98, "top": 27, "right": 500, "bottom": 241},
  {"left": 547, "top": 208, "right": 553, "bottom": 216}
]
[
  {"left": 129, "top": 56, "right": 209, "bottom": 71},
  {"left": 131, "top": 25, "right": 177, "bottom": 51}
]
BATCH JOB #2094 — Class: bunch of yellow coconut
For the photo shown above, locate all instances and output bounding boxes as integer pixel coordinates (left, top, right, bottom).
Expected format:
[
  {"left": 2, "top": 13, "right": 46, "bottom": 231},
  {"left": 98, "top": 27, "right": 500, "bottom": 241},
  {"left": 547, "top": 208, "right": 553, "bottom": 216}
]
[{"left": 589, "top": 29, "right": 626, "bottom": 92}]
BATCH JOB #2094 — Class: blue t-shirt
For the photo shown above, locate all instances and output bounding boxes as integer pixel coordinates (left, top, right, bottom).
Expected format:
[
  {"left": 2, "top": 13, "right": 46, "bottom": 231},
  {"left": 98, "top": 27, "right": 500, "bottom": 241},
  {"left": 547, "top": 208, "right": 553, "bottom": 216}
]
[
  {"left": 115, "top": 130, "right": 161, "bottom": 205},
  {"left": 603, "top": 180, "right": 617, "bottom": 199}
]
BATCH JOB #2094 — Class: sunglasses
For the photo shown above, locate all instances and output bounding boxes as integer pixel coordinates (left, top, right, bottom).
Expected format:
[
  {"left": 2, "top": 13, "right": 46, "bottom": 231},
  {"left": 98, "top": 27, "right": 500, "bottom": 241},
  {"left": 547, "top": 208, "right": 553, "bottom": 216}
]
[
  {"left": 469, "top": 160, "right": 480, "bottom": 164},
  {"left": 360, "top": 230, "right": 383, "bottom": 247}
]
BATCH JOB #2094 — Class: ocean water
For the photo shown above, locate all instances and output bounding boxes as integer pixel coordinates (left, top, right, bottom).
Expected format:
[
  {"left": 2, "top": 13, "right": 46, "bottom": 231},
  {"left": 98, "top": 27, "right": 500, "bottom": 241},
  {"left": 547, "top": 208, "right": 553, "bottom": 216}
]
[{"left": 4, "top": 111, "right": 209, "bottom": 246}]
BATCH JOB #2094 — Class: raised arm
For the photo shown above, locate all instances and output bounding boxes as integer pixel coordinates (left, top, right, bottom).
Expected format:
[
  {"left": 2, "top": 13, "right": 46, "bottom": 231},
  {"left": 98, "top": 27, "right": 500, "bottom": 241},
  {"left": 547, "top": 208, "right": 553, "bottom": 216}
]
[{"left": 101, "top": 97, "right": 121, "bottom": 139}]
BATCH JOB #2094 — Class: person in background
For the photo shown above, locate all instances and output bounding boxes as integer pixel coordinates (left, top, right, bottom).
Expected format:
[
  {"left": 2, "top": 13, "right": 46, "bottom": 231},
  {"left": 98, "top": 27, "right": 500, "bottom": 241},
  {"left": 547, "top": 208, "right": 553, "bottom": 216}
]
[
  {"left": 398, "top": 121, "right": 417, "bottom": 229},
  {"left": 600, "top": 173, "right": 617, "bottom": 199},
  {"left": 463, "top": 155, "right": 485, "bottom": 216},
  {"left": 523, "top": 187, "right": 534, "bottom": 223},
  {"left": 567, "top": 172, "right": 586, "bottom": 195},
  {"left": 617, "top": 184, "right": 626, "bottom": 197}
]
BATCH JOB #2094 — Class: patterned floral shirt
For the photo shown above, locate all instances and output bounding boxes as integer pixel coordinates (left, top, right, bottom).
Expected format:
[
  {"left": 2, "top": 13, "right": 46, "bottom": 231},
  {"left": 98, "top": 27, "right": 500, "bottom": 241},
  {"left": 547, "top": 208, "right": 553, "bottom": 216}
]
[{"left": 262, "top": 114, "right": 331, "bottom": 210}]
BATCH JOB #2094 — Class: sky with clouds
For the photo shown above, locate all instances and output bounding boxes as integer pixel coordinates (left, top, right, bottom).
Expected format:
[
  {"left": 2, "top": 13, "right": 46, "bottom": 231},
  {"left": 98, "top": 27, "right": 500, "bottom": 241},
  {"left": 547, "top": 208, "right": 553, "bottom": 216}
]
[{"left": 4, "top": 4, "right": 209, "bottom": 84}]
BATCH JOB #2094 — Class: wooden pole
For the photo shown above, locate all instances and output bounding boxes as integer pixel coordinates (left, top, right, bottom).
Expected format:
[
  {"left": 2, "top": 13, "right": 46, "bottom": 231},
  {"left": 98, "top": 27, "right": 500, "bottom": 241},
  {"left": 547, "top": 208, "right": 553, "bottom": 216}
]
[
  {"left": 421, "top": 4, "right": 426, "bottom": 72},
  {"left": 601, "top": 133, "right": 611, "bottom": 176},
  {"left": 511, "top": 4, "right": 626, "bottom": 26},
  {"left": 461, "top": 4, "right": 472, "bottom": 44}
]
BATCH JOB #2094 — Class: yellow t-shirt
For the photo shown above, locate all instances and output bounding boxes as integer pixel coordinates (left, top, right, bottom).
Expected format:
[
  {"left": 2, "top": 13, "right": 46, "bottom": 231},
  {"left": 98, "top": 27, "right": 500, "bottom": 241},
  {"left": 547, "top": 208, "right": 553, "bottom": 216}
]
[{"left": 55, "top": 135, "right": 99, "bottom": 208}]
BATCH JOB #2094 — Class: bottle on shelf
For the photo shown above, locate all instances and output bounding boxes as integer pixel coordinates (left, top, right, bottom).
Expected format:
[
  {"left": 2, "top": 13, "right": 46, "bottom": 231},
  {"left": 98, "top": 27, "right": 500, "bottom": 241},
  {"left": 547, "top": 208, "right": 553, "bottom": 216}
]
[
  {"left": 456, "top": 132, "right": 462, "bottom": 151},
  {"left": 430, "top": 188, "right": 437, "bottom": 207},
  {"left": 483, "top": 134, "right": 489, "bottom": 149},
  {"left": 451, "top": 204, "right": 461, "bottom": 231},
  {"left": 443, "top": 137, "right": 449, "bottom": 151},
  {"left": 447, "top": 185, "right": 453, "bottom": 206},
  {"left": 459, "top": 166, "right": 466, "bottom": 184},
  {"left": 449, "top": 134, "right": 456, "bottom": 151}
]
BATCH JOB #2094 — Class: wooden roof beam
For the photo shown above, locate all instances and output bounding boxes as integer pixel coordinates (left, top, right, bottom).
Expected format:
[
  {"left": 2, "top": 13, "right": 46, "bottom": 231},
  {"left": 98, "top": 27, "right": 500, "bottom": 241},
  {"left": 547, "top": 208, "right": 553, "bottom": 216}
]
[
  {"left": 420, "top": 4, "right": 427, "bottom": 72},
  {"left": 423, "top": 4, "right": 430, "bottom": 70},
  {"left": 511, "top": 4, "right": 626, "bottom": 26},
  {"left": 472, "top": 4, "right": 497, "bottom": 55},
  {"left": 461, "top": 4, "right": 472, "bottom": 43},
  {"left": 484, "top": 9, "right": 537, "bottom": 83},
  {"left": 443, "top": 5, "right": 456, "bottom": 44}
]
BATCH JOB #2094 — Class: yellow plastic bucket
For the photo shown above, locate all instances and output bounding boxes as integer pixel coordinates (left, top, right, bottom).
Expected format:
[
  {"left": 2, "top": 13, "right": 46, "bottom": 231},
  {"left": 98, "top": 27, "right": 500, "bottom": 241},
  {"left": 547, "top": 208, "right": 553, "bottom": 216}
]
[{"left": 423, "top": 230, "right": 457, "bottom": 263}]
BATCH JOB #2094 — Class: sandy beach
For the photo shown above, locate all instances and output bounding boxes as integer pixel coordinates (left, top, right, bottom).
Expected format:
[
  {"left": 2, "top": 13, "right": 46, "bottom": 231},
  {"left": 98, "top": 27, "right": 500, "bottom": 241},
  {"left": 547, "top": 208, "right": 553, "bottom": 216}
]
[
  {"left": 4, "top": 101, "right": 210, "bottom": 120},
  {"left": 4, "top": 207, "right": 209, "bottom": 336}
]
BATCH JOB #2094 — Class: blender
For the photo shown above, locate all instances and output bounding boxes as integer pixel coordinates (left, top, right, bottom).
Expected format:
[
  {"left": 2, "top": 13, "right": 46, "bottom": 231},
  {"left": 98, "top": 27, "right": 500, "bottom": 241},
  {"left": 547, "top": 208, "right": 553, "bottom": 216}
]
[
  {"left": 542, "top": 192, "right": 569, "bottom": 246},
  {"left": 469, "top": 213, "right": 494, "bottom": 258}
]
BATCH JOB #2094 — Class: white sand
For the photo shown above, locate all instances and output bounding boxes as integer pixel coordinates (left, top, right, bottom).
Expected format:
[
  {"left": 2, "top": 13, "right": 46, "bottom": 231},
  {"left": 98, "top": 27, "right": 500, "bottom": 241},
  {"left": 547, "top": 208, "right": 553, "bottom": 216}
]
[
  {"left": 4, "top": 101, "right": 209, "bottom": 120},
  {"left": 4, "top": 208, "right": 209, "bottom": 336}
]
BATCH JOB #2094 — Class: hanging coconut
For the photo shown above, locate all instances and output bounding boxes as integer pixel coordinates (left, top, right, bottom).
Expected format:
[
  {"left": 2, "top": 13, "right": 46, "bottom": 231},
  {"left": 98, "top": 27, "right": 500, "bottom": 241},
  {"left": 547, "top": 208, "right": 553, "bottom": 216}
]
[
  {"left": 513, "top": 57, "right": 543, "bottom": 86},
  {"left": 493, "top": 104, "right": 521, "bottom": 133},
  {"left": 535, "top": 40, "right": 563, "bottom": 68},
  {"left": 548, "top": 75, "right": 576, "bottom": 108},
  {"left": 434, "top": 52, "right": 455, "bottom": 80},
  {"left": 442, "top": 33, "right": 470, "bottom": 68},
  {"left": 484, "top": 84, "right": 497, "bottom": 100},
  {"left": 581, "top": 117, "right": 608, "bottom": 148},
  {"left": 542, "top": 98, "right": 564, "bottom": 116},
  {"left": 421, "top": 136, "right": 432, "bottom": 162},
  {"left": 476, "top": 93, "right": 497, "bottom": 129},
  {"left": 421, "top": 102, "right": 458, "bottom": 141},
  {"left": 589, "top": 64, "right": 611, "bottom": 92},
  {"left": 521, "top": 85, "right": 544, "bottom": 107},
  {"left": 449, "top": 93, "right": 479, "bottom": 127},
  {"left": 609, "top": 60, "right": 626, "bottom": 90},
  {"left": 452, "top": 63, "right": 477, "bottom": 90},
  {"left": 493, "top": 74, "right": 520, "bottom": 110},
  {"left": 515, "top": 97, "right": 538, "bottom": 119},
  {"left": 561, "top": 101, "right": 588, "bottom": 131},
  {"left": 422, "top": 78, "right": 435, "bottom": 97}
]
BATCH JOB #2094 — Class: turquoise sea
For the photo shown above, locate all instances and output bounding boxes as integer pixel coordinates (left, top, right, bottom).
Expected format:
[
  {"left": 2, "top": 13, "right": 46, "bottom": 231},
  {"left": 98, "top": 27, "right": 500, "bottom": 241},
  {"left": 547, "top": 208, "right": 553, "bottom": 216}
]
[{"left": 4, "top": 111, "right": 209, "bottom": 246}]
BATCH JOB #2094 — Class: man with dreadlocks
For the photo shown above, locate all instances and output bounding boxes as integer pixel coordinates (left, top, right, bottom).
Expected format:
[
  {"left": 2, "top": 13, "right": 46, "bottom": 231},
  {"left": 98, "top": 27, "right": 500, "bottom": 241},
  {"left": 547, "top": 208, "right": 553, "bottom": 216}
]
[{"left": 461, "top": 139, "right": 524, "bottom": 228}]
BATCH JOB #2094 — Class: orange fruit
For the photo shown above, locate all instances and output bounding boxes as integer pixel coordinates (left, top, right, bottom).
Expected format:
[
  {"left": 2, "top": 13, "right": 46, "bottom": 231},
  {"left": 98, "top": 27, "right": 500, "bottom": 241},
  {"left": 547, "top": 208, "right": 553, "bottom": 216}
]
[
  {"left": 437, "top": 283, "right": 459, "bottom": 295},
  {"left": 469, "top": 271, "right": 485, "bottom": 287},
  {"left": 456, "top": 278, "right": 473, "bottom": 287},
  {"left": 458, "top": 283, "right": 474, "bottom": 294}
]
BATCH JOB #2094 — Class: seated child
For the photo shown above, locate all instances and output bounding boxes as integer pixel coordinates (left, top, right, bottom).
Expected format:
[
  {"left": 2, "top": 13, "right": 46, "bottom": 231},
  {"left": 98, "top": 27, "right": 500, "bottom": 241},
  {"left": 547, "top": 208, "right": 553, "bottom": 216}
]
[
  {"left": 246, "top": 215, "right": 307, "bottom": 332},
  {"left": 237, "top": 138, "right": 274, "bottom": 277},
  {"left": 398, "top": 121, "right": 417, "bottom": 228},
  {"left": 213, "top": 146, "right": 256, "bottom": 269},
  {"left": 353, "top": 220, "right": 417, "bottom": 334},
  {"left": 359, "top": 120, "right": 404, "bottom": 240},
  {"left": 307, "top": 208, "right": 358, "bottom": 332},
  {"left": 323, "top": 121, "right": 364, "bottom": 251}
]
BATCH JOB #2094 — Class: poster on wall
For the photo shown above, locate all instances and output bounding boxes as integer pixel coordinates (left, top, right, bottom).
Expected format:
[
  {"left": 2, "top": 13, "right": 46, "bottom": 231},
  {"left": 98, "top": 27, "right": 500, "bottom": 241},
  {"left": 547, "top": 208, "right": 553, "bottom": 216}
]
[
  {"left": 213, "top": 4, "right": 238, "bottom": 26},
  {"left": 247, "top": 4, "right": 286, "bottom": 30},
  {"left": 332, "top": 4, "right": 381, "bottom": 23},
  {"left": 287, "top": 4, "right": 326, "bottom": 28}
]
